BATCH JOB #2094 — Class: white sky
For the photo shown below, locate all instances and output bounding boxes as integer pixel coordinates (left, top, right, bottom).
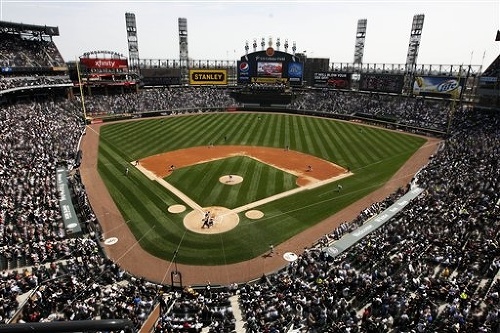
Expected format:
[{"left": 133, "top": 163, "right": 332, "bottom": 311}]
[{"left": 1, "top": 0, "right": 499, "bottom": 68}]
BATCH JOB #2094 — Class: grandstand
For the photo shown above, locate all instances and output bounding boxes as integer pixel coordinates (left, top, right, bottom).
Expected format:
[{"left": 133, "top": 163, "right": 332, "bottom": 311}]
[
  {"left": 0, "top": 17, "right": 499, "bottom": 333},
  {"left": 0, "top": 21, "right": 71, "bottom": 100}
]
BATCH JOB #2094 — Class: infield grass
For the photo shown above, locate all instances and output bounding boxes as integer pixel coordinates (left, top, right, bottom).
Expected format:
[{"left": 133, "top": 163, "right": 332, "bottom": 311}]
[
  {"left": 166, "top": 156, "right": 298, "bottom": 209},
  {"left": 98, "top": 112, "right": 426, "bottom": 265}
]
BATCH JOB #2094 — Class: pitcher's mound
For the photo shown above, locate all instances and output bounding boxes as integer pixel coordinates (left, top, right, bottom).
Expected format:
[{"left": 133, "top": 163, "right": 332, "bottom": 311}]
[
  {"left": 219, "top": 175, "right": 243, "bottom": 185},
  {"left": 184, "top": 206, "right": 239, "bottom": 234}
]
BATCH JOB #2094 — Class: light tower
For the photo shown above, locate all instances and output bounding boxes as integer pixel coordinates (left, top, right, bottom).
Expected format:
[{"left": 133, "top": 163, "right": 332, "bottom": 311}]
[
  {"left": 404, "top": 14, "right": 425, "bottom": 94},
  {"left": 125, "top": 13, "right": 140, "bottom": 72},
  {"left": 178, "top": 17, "right": 189, "bottom": 85},
  {"left": 353, "top": 19, "right": 367, "bottom": 65}
]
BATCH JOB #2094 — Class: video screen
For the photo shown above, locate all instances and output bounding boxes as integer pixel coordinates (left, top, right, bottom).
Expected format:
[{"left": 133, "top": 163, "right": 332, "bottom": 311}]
[
  {"left": 359, "top": 74, "right": 404, "bottom": 93},
  {"left": 257, "top": 62, "right": 283, "bottom": 78}
]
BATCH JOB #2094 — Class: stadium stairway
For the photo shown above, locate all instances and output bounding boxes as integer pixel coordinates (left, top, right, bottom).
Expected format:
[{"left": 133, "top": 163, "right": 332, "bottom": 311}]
[
  {"left": 230, "top": 294, "right": 246, "bottom": 333},
  {"left": 200, "top": 294, "right": 245, "bottom": 333}
]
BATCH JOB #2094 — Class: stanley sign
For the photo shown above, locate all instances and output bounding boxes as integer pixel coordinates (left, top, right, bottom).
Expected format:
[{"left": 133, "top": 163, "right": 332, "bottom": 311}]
[{"left": 189, "top": 69, "right": 227, "bottom": 85}]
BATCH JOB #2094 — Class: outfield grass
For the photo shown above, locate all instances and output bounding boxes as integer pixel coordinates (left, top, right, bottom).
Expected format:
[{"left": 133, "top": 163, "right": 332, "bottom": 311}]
[{"left": 97, "top": 112, "right": 426, "bottom": 265}]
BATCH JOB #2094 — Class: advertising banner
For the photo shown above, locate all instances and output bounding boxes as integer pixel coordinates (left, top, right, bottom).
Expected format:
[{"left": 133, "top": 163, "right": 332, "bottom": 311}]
[
  {"left": 56, "top": 167, "right": 82, "bottom": 236},
  {"left": 80, "top": 58, "right": 129, "bottom": 69},
  {"left": 189, "top": 69, "right": 227, "bottom": 85},
  {"left": 237, "top": 61, "right": 251, "bottom": 83},
  {"left": 251, "top": 77, "right": 288, "bottom": 84},
  {"left": 413, "top": 76, "right": 465, "bottom": 99},
  {"left": 313, "top": 72, "right": 351, "bottom": 88},
  {"left": 287, "top": 62, "right": 303, "bottom": 85}
]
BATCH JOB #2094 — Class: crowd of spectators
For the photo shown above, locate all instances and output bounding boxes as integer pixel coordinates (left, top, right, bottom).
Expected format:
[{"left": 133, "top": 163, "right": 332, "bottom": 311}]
[
  {"left": 236, "top": 107, "right": 499, "bottom": 333},
  {"left": 78, "top": 87, "right": 238, "bottom": 116},
  {"left": 0, "top": 31, "right": 70, "bottom": 93},
  {"left": 290, "top": 90, "right": 452, "bottom": 132},
  {"left": 19, "top": 249, "right": 158, "bottom": 328},
  {"left": 0, "top": 99, "right": 83, "bottom": 265},
  {"left": 0, "top": 75, "right": 72, "bottom": 93},
  {"left": 0, "top": 98, "right": 163, "bottom": 331},
  {"left": 1, "top": 19, "right": 498, "bottom": 333},
  {"left": 76, "top": 87, "right": 453, "bottom": 136},
  {"left": 0, "top": 33, "right": 65, "bottom": 68},
  {"left": 0, "top": 83, "right": 498, "bottom": 333},
  {"left": 155, "top": 285, "right": 238, "bottom": 333}
]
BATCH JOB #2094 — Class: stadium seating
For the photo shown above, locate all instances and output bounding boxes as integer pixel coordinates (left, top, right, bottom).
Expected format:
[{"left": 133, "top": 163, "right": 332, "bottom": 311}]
[
  {"left": 0, "top": 22, "right": 498, "bottom": 332},
  {"left": 0, "top": 33, "right": 64, "bottom": 68},
  {"left": 0, "top": 31, "right": 70, "bottom": 94}
]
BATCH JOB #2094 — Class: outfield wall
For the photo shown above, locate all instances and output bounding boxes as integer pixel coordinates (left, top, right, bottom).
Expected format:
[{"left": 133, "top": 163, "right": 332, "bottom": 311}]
[{"left": 87, "top": 105, "right": 448, "bottom": 139}]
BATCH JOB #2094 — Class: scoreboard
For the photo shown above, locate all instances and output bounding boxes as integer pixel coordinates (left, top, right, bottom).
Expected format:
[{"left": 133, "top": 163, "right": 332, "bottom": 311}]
[
  {"left": 359, "top": 74, "right": 404, "bottom": 93},
  {"left": 237, "top": 48, "right": 303, "bottom": 86}
]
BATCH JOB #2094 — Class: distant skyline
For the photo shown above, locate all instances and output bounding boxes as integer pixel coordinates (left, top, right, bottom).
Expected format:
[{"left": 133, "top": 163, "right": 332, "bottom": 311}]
[{"left": 1, "top": 0, "right": 499, "bottom": 68}]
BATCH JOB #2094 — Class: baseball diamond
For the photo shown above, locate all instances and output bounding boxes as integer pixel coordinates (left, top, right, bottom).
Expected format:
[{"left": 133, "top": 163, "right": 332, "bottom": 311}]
[
  {"left": 79, "top": 112, "right": 438, "bottom": 285},
  {"left": 1, "top": 10, "right": 499, "bottom": 333},
  {"left": 139, "top": 145, "right": 351, "bottom": 234}
]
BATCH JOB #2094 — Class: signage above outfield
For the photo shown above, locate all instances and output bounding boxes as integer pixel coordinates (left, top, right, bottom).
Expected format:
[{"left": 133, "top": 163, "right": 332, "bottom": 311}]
[
  {"left": 237, "top": 48, "right": 303, "bottom": 86},
  {"left": 79, "top": 51, "right": 129, "bottom": 70},
  {"left": 359, "top": 73, "right": 405, "bottom": 94},
  {"left": 413, "top": 75, "right": 465, "bottom": 99},
  {"left": 189, "top": 69, "right": 227, "bottom": 85},
  {"left": 313, "top": 72, "right": 352, "bottom": 89},
  {"left": 81, "top": 51, "right": 126, "bottom": 59}
]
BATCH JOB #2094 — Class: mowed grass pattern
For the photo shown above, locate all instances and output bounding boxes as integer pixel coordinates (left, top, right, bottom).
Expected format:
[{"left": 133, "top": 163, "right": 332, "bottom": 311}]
[
  {"left": 98, "top": 112, "right": 426, "bottom": 265},
  {"left": 167, "top": 156, "right": 298, "bottom": 209}
]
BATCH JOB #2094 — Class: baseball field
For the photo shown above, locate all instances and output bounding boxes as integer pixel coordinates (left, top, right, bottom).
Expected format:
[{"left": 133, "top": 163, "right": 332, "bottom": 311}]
[{"left": 94, "top": 112, "right": 427, "bottom": 267}]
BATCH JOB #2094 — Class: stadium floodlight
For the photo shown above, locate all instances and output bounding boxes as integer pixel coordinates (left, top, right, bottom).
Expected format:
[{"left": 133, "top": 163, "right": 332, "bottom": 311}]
[
  {"left": 125, "top": 13, "right": 140, "bottom": 72},
  {"left": 403, "top": 13, "right": 425, "bottom": 94},
  {"left": 178, "top": 18, "right": 189, "bottom": 85},
  {"left": 353, "top": 19, "right": 367, "bottom": 65},
  {"left": 405, "top": 14, "right": 425, "bottom": 73}
]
